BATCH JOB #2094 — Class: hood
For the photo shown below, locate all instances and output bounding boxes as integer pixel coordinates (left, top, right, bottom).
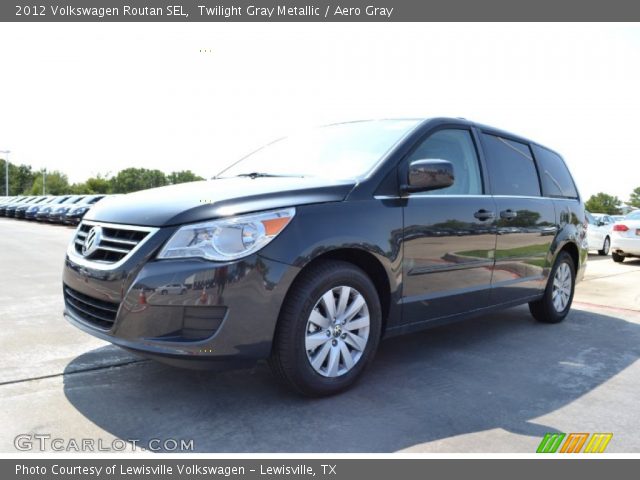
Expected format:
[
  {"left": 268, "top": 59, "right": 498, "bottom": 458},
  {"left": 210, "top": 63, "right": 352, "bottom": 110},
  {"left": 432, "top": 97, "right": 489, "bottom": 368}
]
[{"left": 86, "top": 177, "right": 355, "bottom": 227}]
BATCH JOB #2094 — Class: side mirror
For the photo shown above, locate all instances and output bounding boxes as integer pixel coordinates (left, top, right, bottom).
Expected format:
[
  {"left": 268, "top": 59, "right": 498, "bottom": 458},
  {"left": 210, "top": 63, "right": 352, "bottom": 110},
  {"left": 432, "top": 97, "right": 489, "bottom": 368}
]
[
  {"left": 597, "top": 220, "right": 605, "bottom": 227},
  {"left": 402, "top": 159, "right": 454, "bottom": 193}
]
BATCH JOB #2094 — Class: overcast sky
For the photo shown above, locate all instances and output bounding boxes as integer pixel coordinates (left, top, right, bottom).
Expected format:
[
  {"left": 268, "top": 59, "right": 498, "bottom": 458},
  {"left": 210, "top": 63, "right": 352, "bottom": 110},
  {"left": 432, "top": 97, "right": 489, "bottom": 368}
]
[{"left": 1, "top": 23, "right": 639, "bottom": 201}]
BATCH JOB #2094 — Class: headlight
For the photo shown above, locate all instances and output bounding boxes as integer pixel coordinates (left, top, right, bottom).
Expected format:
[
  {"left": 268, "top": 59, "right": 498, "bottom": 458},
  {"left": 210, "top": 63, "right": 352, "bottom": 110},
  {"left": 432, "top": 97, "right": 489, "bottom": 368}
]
[{"left": 157, "top": 207, "right": 295, "bottom": 261}]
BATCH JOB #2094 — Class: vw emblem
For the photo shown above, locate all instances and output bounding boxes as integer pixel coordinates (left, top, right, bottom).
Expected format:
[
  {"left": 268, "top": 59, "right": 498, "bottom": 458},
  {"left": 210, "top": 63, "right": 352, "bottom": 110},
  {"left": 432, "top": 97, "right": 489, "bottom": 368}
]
[{"left": 82, "top": 226, "right": 102, "bottom": 257}]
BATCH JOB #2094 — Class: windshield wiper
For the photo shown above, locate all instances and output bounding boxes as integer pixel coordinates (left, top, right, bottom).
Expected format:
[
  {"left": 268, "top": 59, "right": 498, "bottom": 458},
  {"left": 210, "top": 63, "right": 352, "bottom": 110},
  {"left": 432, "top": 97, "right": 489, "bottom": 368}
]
[{"left": 234, "top": 172, "right": 304, "bottom": 179}]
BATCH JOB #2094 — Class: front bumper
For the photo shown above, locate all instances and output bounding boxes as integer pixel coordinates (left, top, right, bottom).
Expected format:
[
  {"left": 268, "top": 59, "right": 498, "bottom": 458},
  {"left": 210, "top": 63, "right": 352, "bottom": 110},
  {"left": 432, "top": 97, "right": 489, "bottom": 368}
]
[{"left": 63, "top": 243, "right": 300, "bottom": 367}]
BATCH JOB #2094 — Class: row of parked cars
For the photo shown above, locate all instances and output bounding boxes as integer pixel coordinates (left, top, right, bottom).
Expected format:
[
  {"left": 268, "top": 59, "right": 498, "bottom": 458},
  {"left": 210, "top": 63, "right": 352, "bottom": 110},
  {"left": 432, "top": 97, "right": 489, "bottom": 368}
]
[
  {"left": 586, "top": 209, "right": 640, "bottom": 262},
  {"left": 0, "top": 194, "right": 113, "bottom": 225}
]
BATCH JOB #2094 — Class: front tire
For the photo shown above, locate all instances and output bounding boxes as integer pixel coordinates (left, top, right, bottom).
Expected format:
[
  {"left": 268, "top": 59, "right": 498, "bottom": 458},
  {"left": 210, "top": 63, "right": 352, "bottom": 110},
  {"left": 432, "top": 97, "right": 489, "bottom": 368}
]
[
  {"left": 529, "top": 251, "right": 575, "bottom": 324},
  {"left": 269, "top": 260, "right": 382, "bottom": 396},
  {"left": 598, "top": 236, "right": 610, "bottom": 256}
]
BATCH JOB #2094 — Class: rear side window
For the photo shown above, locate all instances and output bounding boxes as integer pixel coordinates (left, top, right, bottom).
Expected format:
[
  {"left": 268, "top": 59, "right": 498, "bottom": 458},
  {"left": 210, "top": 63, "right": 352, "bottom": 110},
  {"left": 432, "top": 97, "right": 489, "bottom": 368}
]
[
  {"left": 532, "top": 145, "right": 578, "bottom": 199},
  {"left": 481, "top": 133, "right": 541, "bottom": 197}
]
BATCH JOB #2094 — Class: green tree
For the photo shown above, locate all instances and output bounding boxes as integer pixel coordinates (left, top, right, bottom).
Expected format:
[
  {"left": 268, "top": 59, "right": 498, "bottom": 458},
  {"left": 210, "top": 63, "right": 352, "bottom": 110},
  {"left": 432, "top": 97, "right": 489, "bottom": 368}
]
[
  {"left": 30, "top": 170, "right": 70, "bottom": 195},
  {"left": 0, "top": 160, "right": 36, "bottom": 195},
  {"left": 71, "top": 174, "right": 112, "bottom": 194},
  {"left": 167, "top": 170, "right": 204, "bottom": 185},
  {"left": 629, "top": 186, "right": 640, "bottom": 208},
  {"left": 585, "top": 192, "right": 622, "bottom": 215},
  {"left": 110, "top": 168, "right": 167, "bottom": 193}
]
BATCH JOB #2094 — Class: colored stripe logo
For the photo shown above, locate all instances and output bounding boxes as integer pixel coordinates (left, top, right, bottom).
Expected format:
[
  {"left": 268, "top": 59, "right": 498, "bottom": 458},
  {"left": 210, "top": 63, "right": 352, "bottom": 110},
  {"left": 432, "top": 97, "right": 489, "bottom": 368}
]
[{"left": 537, "top": 433, "right": 612, "bottom": 453}]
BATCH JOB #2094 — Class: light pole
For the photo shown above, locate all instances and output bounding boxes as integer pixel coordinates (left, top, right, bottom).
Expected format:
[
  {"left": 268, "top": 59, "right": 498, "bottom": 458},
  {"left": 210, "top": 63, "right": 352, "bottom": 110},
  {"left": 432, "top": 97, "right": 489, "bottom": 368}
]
[
  {"left": 0, "top": 150, "right": 9, "bottom": 196},
  {"left": 42, "top": 169, "right": 46, "bottom": 195}
]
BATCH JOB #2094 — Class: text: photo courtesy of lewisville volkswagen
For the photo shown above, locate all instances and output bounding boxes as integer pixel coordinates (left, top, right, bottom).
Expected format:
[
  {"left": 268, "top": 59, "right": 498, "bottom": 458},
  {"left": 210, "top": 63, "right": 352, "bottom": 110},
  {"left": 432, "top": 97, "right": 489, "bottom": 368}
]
[{"left": 63, "top": 118, "right": 587, "bottom": 396}]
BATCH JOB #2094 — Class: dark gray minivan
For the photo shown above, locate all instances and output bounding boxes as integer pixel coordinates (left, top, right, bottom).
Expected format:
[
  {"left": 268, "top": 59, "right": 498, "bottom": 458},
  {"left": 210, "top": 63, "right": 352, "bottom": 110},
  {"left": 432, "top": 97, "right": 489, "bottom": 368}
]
[{"left": 63, "top": 118, "right": 587, "bottom": 396}]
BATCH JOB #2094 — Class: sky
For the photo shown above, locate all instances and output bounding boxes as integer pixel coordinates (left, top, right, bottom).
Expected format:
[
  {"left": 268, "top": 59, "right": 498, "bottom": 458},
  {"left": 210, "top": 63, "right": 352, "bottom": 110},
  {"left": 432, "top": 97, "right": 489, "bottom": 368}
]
[{"left": 1, "top": 23, "right": 639, "bottom": 201}]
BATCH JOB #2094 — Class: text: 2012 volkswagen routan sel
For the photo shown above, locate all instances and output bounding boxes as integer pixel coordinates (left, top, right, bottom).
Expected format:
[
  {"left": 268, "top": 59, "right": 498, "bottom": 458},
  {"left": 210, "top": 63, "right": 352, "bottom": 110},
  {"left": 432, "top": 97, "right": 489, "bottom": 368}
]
[{"left": 63, "top": 118, "right": 587, "bottom": 396}]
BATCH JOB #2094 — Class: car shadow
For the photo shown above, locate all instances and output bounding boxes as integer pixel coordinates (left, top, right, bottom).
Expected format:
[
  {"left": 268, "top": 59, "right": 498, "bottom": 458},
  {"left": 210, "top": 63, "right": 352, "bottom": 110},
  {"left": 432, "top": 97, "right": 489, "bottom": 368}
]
[{"left": 63, "top": 306, "right": 640, "bottom": 452}]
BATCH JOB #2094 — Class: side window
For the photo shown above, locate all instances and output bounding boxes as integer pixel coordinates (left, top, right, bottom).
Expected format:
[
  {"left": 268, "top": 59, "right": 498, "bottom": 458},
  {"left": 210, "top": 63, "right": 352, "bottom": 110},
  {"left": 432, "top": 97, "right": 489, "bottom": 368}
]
[
  {"left": 586, "top": 212, "right": 596, "bottom": 225},
  {"left": 532, "top": 145, "right": 578, "bottom": 199},
  {"left": 407, "top": 129, "right": 482, "bottom": 195},
  {"left": 481, "top": 133, "right": 541, "bottom": 197}
]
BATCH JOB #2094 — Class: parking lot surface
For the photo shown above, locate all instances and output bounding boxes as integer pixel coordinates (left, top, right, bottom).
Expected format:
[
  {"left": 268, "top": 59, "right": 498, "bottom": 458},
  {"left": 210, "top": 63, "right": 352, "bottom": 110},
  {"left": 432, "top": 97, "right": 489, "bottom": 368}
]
[{"left": 1, "top": 217, "right": 639, "bottom": 453}]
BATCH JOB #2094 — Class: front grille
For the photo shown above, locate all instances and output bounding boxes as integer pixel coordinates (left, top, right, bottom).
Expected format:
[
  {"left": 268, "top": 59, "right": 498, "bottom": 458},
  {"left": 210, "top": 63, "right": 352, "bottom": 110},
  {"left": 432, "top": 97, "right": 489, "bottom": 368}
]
[
  {"left": 74, "top": 221, "right": 151, "bottom": 264},
  {"left": 64, "top": 285, "right": 120, "bottom": 329}
]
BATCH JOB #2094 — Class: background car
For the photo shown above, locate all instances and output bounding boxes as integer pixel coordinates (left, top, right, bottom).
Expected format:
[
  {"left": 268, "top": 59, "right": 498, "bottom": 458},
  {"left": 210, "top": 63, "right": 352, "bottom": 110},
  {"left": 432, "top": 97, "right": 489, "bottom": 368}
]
[
  {"left": 15, "top": 196, "right": 53, "bottom": 219},
  {"left": 46, "top": 195, "right": 86, "bottom": 223},
  {"left": 61, "top": 195, "right": 106, "bottom": 225},
  {"left": 586, "top": 211, "right": 614, "bottom": 255},
  {"left": 25, "top": 195, "right": 71, "bottom": 220},
  {"left": 611, "top": 210, "right": 640, "bottom": 263},
  {"left": 4, "top": 196, "right": 41, "bottom": 218}
]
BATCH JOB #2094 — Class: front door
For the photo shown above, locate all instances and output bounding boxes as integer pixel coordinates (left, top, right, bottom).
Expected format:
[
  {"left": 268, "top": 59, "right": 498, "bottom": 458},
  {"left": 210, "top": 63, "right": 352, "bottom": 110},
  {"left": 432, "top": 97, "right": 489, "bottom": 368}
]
[{"left": 401, "top": 128, "right": 497, "bottom": 325}]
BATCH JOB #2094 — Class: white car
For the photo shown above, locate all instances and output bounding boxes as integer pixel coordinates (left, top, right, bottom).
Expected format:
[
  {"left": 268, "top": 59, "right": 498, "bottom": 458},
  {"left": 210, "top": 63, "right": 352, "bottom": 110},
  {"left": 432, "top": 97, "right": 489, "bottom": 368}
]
[
  {"left": 611, "top": 210, "right": 640, "bottom": 263},
  {"left": 585, "top": 211, "right": 614, "bottom": 255}
]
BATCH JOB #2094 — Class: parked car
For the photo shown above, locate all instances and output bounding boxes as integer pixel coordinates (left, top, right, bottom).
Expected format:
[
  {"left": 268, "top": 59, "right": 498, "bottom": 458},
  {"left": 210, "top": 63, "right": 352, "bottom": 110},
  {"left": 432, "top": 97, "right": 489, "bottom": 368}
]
[
  {"left": 25, "top": 195, "right": 71, "bottom": 220},
  {"left": 63, "top": 118, "right": 587, "bottom": 396},
  {"left": 15, "top": 196, "right": 54, "bottom": 219},
  {"left": 611, "top": 210, "right": 640, "bottom": 263},
  {"left": 46, "top": 195, "right": 86, "bottom": 223},
  {"left": 61, "top": 195, "right": 106, "bottom": 225},
  {"left": 585, "top": 211, "right": 614, "bottom": 255},
  {"left": 4, "top": 196, "right": 41, "bottom": 218}
]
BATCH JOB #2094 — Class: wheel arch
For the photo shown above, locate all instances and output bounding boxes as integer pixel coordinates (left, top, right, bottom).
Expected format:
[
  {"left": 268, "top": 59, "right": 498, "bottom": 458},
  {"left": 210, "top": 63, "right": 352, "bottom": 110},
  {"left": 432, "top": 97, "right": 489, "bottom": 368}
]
[{"left": 286, "top": 247, "right": 394, "bottom": 335}]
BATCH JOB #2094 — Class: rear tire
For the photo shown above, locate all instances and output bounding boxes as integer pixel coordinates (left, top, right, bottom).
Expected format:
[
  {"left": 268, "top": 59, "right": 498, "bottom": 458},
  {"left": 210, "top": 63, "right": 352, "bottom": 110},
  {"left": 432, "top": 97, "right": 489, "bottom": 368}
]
[
  {"left": 529, "top": 251, "right": 575, "bottom": 324},
  {"left": 269, "top": 260, "right": 382, "bottom": 397},
  {"left": 612, "top": 252, "right": 625, "bottom": 263},
  {"left": 598, "top": 236, "right": 610, "bottom": 256}
]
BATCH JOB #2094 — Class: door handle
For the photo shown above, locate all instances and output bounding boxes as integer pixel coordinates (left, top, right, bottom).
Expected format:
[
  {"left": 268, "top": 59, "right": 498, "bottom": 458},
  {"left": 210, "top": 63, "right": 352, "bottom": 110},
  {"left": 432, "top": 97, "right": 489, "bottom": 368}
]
[
  {"left": 500, "top": 209, "right": 518, "bottom": 220},
  {"left": 474, "top": 209, "right": 495, "bottom": 221}
]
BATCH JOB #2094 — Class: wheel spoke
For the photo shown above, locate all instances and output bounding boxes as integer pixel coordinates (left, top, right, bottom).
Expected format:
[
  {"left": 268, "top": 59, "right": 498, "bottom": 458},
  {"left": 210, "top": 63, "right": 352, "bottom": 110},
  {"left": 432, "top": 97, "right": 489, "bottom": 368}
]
[
  {"left": 336, "top": 286, "right": 350, "bottom": 317},
  {"left": 345, "top": 315, "right": 370, "bottom": 331},
  {"left": 326, "top": 346, "right": 340, "bottom": 377},
  {"left": 321, "top": 291, "right": 337, "bottom": 319},
  {"left": 339, "top": 341, "right": 354, "bottom": 370},
  {"left": 306, "top": 331, "right": 330, "bottom": 351},
  {"left": 343, "top": 294, "right": 366, "bottom": 322},
  {"left": 308, "top": 309, "right": 330, "bottom": 329},
  {"left": 344, "top": 331, "right": 367, "bottom": 352},
  {"left": 311, "top": 342, "right": 331, "bottom": 371}
]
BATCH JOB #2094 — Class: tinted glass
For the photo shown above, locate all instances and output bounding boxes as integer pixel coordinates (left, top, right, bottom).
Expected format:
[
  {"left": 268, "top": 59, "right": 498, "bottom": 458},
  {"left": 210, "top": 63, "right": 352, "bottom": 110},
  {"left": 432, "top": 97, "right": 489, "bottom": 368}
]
[
  {"left": 407, "top": 129, "right": 482, "bottom": 195},
  {"left": 585, "top": 212, "right": 596, "bottom": 225},
  {"left": 481, "top": 133, "right": 540, "bottom": 196},
  {"left": 532, "top": 145, "right": 578, "bottom": 199}
]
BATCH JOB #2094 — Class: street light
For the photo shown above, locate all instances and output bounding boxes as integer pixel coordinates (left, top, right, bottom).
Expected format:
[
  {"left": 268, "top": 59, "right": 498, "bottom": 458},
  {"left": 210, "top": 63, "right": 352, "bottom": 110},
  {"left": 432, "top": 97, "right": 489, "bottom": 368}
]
[
  {"left": 0, "top": 150, "right": 9, "bottom": 197},
  {"left": 43, "top": 168, "right": 46, "bottom": 195}
]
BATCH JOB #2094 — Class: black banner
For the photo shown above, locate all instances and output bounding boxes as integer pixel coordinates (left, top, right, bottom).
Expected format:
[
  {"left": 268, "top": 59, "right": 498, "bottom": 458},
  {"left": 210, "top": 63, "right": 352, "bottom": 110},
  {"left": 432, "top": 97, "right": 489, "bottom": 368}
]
[
  {"left": 4, "top": 459, "right": 640, "bottom": 480},
  {"left": 3, "top": 0, "right": 640, "bottom": 22}
]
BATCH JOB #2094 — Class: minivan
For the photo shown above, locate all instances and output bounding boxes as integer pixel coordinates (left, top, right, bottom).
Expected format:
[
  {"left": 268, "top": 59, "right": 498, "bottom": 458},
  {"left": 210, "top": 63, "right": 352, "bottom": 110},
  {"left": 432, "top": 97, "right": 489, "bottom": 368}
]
[{"left": 63, "top": 118, "right": 587, "bottom": 396}]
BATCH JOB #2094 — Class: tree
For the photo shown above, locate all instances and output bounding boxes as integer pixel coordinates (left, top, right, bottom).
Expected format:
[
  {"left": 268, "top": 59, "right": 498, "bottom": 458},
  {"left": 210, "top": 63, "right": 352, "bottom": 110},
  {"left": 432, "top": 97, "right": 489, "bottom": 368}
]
[
  {"left": 30, "top": 170, "right": 70, "bottom": 195},
  {"left": 167, "top": 170, "right": 204, "bottom": 185},
  {"left": 0, "top": 160, "right": 36, "bottom": 195},
  {"left": 110, "top": 168, "right": 167, "bottom": 193},
  {"left": 71, "top": 174, "right": 112, "bottom": 194},
  {"left": 585, "top": 192, "right": 622, "bottom": 215},
  {"left": 629, "top": 187, "right": 640, "bottom": 209}
]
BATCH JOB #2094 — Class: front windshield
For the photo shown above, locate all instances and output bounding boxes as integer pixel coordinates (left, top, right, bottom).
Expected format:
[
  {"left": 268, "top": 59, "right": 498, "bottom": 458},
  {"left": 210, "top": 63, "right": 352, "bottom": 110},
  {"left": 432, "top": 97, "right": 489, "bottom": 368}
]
[{"left": 217, "top": 120, "right": 421, "bottom": 180}]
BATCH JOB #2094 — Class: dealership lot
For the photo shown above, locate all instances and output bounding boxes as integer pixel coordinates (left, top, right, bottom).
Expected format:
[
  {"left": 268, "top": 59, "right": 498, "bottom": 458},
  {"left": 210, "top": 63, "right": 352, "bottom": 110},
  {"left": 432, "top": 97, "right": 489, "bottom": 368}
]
[{"left": 1, "top": 217, "right": 639, "bottom": 453}]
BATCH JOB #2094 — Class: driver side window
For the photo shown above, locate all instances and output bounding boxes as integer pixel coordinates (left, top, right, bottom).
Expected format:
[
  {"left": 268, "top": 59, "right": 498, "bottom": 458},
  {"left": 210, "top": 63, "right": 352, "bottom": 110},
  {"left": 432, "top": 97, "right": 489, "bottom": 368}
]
[{"left": 407, "top": 129, "right": 482, "bottom": 195}]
